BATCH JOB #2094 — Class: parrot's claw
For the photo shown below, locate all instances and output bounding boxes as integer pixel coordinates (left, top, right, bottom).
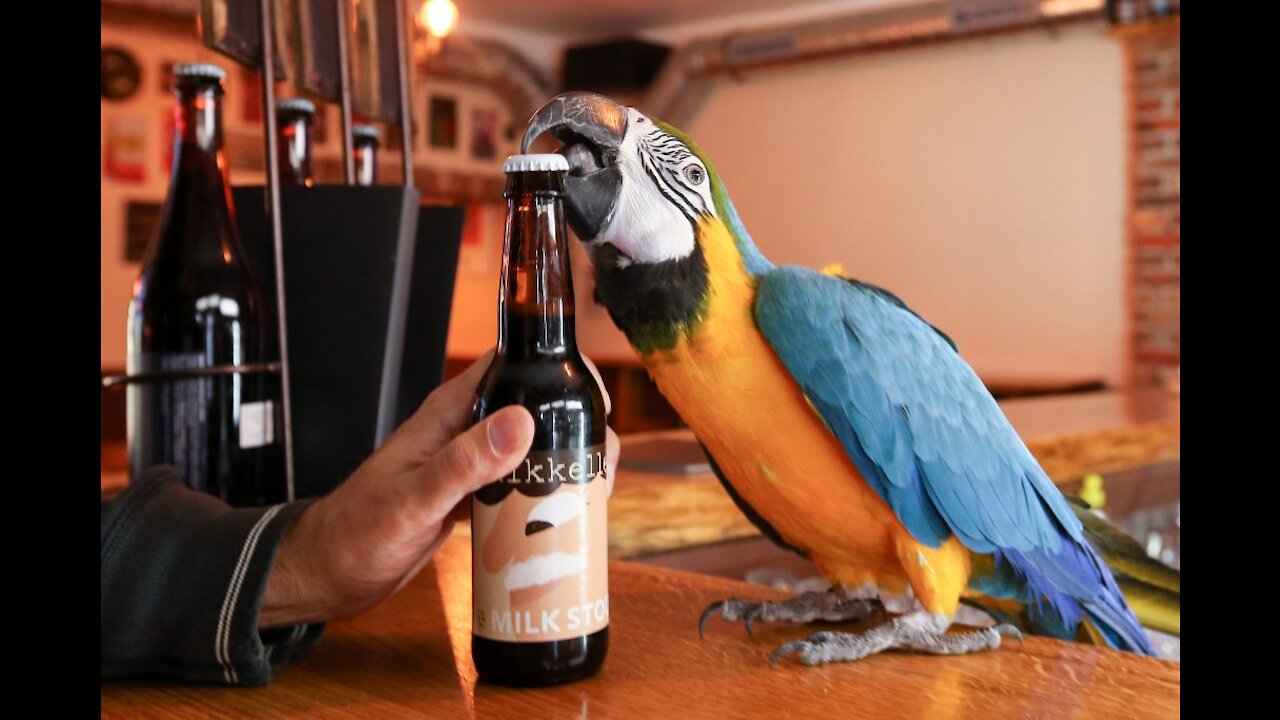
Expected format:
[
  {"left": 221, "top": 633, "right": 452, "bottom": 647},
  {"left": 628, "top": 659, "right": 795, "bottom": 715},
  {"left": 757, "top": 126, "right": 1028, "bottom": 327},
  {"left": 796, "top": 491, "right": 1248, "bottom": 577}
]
[
  {"left": 995, "top": 623, "right": 1025, "bottom": 645},
  {"left": 698, "top": 600, "right": 730, "bottom": 639},
  {"left": 768, "top": 611, "right": 1015, "bottom": 667},
  {"left": 698, "top": 588, "right": 884, "bottom": 639},
  {"left": 769, "top": 638, "right": 818, "bottom": 666},
  {"left": 744, "top": 605, "right": 764, "bottom": 636}
]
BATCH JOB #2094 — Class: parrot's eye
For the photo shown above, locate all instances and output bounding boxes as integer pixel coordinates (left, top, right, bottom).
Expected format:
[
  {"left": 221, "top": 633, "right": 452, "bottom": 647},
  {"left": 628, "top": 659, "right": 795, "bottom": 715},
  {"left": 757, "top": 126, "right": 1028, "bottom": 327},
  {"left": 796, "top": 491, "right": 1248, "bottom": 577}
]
[{"left": 684, "top": 165, "right": 705, "bottom": 186}]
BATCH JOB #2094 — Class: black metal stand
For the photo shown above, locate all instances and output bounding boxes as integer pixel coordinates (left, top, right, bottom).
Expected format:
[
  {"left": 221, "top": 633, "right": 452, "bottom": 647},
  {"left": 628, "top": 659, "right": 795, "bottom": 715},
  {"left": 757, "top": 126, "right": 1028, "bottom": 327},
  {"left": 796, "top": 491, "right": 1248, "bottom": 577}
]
[
  {"left": 167, "top": 0, "right": 466, "bottom": 499},
  {"left": 257, "top": 0, "right": 296, "bottom": 499},
  {"left": 233, "top": 186, "right": 462, "bottom": 499}
]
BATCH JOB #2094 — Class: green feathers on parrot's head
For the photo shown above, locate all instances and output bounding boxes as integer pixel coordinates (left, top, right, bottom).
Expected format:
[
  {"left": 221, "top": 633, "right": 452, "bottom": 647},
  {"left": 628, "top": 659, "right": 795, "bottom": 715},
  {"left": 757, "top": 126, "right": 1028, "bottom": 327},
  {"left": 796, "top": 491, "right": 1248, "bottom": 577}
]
[
  {"left": 649, "top": 118, "right": 762, "bottom": 268},
  {"left": 522, "top": 92, "right": 772, "bottom": 353}
]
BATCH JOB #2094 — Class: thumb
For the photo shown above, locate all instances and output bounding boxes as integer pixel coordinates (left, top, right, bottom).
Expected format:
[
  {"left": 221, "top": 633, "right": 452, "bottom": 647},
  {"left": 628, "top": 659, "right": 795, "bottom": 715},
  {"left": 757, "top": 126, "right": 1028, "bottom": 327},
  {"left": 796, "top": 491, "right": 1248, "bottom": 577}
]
[{"left": 421, "top": 405, "right": 534, "bottom": 516}]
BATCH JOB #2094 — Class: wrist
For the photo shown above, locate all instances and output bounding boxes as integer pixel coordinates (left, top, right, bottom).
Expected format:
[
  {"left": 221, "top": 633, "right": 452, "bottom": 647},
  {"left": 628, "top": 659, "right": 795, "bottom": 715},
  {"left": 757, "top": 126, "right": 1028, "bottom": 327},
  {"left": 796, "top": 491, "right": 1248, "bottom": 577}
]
[{"left": 259, "top": 504, "right": 334, "bottom": 629}]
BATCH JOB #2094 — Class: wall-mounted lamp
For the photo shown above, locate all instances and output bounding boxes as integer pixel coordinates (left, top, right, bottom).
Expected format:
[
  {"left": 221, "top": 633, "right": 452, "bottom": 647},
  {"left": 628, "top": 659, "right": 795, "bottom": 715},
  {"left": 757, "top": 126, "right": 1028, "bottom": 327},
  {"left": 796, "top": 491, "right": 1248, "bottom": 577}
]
[{"left": 418, "top": 0, "right": 459, "bottom": 38}]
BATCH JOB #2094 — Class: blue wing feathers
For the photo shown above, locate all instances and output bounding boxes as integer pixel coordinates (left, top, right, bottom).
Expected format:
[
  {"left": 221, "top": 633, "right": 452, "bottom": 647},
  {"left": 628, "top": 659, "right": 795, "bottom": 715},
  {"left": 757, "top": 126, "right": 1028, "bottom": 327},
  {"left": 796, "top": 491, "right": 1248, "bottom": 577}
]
[
  {"left": 754, "top": 265, "right": 1152, "bottom": 654},
  {"left": 758, "top": 267, "right": 1087, "bottom": 551}
]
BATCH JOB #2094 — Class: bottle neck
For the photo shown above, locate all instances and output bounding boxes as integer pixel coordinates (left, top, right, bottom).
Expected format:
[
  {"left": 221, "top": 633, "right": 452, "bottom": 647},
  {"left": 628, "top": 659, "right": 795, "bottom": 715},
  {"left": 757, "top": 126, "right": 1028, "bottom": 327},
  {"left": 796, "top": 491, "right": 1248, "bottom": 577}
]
[
  {"left": 354, "top": 139, "right": 378, "bottom": 187},
  {"left": 169, "top": 83, "right": 228, "bottom": 189},
  {"left": 278, "top": 110, "right": 314, "bottom": 186},
  {"left": 498, "top": 171, "right": 577, "bottom": 361},
  {"left": 153, "top": 82, "right": 237, "bottom": 266}
]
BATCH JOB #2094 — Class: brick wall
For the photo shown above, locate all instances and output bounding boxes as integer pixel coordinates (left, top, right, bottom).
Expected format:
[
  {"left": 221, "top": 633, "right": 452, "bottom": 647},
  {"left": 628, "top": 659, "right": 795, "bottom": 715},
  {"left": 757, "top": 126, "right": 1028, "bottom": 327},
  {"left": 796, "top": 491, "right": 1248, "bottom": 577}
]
[{"left": 1125, "top": 25, "right": 1180, "bottom": 385}]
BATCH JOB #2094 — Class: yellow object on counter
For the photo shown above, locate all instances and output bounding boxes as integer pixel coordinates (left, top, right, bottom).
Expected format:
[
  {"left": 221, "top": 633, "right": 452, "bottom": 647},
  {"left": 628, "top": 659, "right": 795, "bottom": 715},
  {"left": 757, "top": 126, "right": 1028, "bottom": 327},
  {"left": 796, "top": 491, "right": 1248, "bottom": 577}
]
[{"left": 1080, "top": 473, "right": 1107, "bottom": 510}]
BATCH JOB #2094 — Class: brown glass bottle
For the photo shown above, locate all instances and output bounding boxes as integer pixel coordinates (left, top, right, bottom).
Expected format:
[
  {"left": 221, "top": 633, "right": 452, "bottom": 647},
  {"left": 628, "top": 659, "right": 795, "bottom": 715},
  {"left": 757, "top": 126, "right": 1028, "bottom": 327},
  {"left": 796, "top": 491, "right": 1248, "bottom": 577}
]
[
  {"left": 470, "top": 155, "right": 609, "bottom": 686},
  {"left": 352, "top": 124, "right": 380, "bottom": 186},
  {"left": 276, "top": 97, "right": 315, "bottom": 187},
  {"left": 127, "top": 63, "right": 286, "bottom": 506}
]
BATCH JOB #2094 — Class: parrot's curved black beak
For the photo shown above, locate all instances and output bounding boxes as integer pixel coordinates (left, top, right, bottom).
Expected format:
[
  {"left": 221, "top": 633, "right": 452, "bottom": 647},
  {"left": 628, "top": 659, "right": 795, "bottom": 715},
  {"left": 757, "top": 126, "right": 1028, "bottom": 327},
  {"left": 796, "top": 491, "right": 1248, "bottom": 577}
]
[{"left": 522, "top": 91, "right": 628, "bottom": 242}]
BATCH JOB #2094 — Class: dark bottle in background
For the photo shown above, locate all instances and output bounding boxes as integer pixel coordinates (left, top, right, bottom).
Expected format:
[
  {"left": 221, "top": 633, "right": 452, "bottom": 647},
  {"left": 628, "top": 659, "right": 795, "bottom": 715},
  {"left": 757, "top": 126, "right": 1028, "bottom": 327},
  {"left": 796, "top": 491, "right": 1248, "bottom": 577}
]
[
  {"left": 353, "top": 124, "right": 380, "bottom": 186},
  {"left": 127, "top": 63, "right": 286, "bottom": 507},
  {"left": 276, "top": 97, "right": 316, "bottom": 187},
  {"left": 470, "top": 154, "right": 610, "bottom": 687}
]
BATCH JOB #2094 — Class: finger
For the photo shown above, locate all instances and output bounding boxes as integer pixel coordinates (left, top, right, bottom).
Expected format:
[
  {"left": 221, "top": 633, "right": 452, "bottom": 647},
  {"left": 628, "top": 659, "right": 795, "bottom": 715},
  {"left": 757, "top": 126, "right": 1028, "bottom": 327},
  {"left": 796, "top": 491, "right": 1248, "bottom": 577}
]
[
  {"left": 605, "top": 426, "right": 620, "bottom": 497},
  {"left": 387, "top": 349, "right": 497, "bottom": 456},
  {"left": 415, "top": 405, "right": 534, "bottom": 519},
  {"left": 580, "top": 354, "right": 612, "bottom": 416}
]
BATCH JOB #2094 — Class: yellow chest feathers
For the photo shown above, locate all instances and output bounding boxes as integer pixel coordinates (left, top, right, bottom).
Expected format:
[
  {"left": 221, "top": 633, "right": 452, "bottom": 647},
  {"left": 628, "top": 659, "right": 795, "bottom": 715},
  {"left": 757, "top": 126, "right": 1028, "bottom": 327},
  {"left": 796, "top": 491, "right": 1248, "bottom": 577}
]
[
  {"left": 631, "top": 219, "right": 972, "bottom": 611},
  {"left": 637, "top": 220, "right": 903, "bottom": 575}
]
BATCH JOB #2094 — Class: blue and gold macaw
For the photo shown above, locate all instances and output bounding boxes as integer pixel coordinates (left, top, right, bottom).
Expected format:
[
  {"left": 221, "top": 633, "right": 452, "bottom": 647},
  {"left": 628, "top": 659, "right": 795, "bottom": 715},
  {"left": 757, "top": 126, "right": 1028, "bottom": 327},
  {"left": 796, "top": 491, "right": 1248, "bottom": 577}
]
[{"left": 523, "top": 92, "right": 1177, "bottom": 664}]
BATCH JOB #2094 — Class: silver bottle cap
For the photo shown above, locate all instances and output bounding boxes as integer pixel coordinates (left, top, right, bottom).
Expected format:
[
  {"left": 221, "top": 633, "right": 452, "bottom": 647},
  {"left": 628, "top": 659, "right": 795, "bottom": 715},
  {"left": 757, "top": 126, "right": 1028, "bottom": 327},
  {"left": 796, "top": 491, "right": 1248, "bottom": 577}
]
[
  {"left": 353, "top": 125, "right": 382, "bottom": 141},
  {"left": 277, "top": 97, "right": 316, "bottom": 114},
  {"left": 172, "top": 63, "right": 227, "bottom": 80},
  {"left": 503, "top": 154, "right": 569, "bottom": 173}
]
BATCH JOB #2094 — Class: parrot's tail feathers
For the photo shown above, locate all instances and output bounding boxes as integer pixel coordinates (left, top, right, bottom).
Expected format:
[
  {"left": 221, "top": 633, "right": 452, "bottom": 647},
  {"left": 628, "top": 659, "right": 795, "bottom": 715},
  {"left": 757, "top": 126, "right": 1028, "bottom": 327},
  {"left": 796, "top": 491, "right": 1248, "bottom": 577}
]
[
  {"left": 1115, "top": 575, "right": 1180, "bottom": 636},
  {"left": 1067, "top": 497, "right": 1180, "bottom": 636},
  {"left": 1079, "top": 578, "right": 1157, "bottom": 655},
  {"left": 997, "top": 540, "right": 1156, "bottom": 656},
  {"left": 1068, "top": 496, "right": 1180, "bottom": 594}
]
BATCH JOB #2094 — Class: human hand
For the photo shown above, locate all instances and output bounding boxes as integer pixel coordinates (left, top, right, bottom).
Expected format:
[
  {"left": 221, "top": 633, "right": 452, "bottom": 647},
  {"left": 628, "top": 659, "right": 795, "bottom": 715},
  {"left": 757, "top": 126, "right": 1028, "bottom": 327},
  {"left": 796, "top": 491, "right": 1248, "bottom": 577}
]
[{"left": 260, "top": 351, "right": 619, "bottom": 628}]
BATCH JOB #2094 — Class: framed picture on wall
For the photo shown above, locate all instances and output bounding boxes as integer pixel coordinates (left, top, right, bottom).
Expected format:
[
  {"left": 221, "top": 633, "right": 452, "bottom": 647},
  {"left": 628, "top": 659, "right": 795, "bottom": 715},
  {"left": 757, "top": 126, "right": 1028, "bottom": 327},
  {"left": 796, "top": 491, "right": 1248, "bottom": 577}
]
[
  {"left": 429, "top": 95, "right": 457, "bottom": 149},
  {"left": 296, "top": 0, "right": 341, "bottom": 101},
  {"left": 471, "top": 108, "right": 497, "bottom": 160},
  {"left": 350, "top": 0, "right": 401, "bottom": 122},
  {"left": 198, "top": 0, "right": 286, "bottom": 80},
  {"left": 104, "top": 115, "right": 147, "bottom": 182}
]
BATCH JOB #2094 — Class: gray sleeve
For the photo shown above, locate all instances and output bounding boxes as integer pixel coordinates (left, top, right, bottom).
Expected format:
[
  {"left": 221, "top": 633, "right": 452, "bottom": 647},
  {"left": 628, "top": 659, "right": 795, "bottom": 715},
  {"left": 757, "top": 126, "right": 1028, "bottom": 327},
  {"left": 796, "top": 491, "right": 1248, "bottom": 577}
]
[{"left": 101, "top": 466, "right": 324, "bottom": 686}]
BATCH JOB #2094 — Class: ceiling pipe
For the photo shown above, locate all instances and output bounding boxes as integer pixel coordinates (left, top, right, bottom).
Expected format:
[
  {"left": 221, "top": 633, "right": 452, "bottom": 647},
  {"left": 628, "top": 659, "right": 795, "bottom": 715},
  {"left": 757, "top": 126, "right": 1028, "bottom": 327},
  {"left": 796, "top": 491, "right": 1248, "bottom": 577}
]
[{"left": 642, "top": 0, "right": 1106, "bottom": 126}]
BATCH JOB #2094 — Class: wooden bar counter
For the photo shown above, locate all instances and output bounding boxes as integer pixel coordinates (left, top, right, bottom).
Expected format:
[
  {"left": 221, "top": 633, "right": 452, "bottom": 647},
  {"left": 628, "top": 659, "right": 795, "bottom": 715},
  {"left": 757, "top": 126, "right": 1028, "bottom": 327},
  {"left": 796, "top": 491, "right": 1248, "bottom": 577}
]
[{"left": 102, "top": 528, "right": 1179, "bottom": 718}]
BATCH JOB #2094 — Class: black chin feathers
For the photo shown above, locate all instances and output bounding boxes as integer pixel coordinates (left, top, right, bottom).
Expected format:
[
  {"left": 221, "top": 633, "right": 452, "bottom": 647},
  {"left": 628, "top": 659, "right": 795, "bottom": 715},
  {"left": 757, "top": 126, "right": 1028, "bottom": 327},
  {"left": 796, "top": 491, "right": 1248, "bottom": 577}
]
[{"left": 590, "top": 243, "right": 710, "bottom": 354}]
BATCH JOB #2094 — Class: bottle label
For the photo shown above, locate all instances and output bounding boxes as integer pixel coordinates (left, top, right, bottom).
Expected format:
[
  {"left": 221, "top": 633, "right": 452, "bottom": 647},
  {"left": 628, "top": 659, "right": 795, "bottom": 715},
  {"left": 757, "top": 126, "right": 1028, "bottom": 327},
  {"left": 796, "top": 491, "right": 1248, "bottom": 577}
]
[
  {"left": 135, "top": 352, "right": 210, "bottom": 492},
  {"left": 472, "top": 445, "right": 609, "bottom": 642},
  {"left": 239, "top": 400, "right": 276, "bottom": 449},
  {"left": 131, "top": 352, "right": 281, "bottom": 500}
]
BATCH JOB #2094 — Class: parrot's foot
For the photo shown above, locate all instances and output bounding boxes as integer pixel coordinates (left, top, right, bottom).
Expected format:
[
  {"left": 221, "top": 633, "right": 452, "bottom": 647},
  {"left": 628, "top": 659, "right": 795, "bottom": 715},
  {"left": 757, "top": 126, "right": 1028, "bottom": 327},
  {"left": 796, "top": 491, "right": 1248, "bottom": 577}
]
[
  {"left": 699, "top": 587, "right": 884, "bottom": 638},
  {"left": 768, "top": 611, "right": 1024, "bottom": 666}
]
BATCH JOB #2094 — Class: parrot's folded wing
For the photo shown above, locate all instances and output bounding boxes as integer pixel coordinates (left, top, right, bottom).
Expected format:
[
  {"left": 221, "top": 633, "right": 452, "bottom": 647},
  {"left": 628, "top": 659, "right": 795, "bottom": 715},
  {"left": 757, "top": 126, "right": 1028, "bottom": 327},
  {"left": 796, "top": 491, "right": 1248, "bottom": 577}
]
[
  {"left": 753, "top": 266, "right": 1081, "bottom": 555},
  {"left": 754, "top": 266, "right": 1155, "bottom": 654}
]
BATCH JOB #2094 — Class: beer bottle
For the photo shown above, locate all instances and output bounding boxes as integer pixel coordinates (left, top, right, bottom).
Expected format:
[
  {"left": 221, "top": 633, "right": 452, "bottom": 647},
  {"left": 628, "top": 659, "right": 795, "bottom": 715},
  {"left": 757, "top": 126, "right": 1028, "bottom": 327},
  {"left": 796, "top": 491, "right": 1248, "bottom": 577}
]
[
  {"left": 353, "top": 124, "right": 380, "bottom": 186},
  {"left": 126, "top": 63, "right": 286, "bottom": 507},
  {"left": 276, "top": 97, "right": 316, "bottom": 187},
  {"left": 470, "top": 154, "right": 609, "bottom": 686}
]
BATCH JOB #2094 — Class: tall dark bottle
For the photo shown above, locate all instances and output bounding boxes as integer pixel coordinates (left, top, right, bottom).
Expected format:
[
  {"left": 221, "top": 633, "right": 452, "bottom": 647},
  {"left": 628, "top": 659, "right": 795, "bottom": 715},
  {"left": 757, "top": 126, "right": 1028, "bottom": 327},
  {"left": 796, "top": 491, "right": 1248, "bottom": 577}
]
[
  {"left": 276, "top": 97, "right": 316, "bottom": 187},
  {"left": 127, "top": 63, "right": 286, "bottom": 507},
  {"left": 470, "top": 154, "right": 609, "bottom": 686},
  {"left": 352, "top": 124, "right": 380, "bottom": 186}
]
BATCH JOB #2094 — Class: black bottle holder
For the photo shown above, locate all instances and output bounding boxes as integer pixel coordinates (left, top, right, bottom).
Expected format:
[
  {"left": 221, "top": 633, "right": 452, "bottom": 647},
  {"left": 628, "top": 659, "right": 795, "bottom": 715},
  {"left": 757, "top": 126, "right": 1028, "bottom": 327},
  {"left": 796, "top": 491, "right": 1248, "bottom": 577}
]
[{"left": 107, "top": 0, "right": 465, "bottom": 500}]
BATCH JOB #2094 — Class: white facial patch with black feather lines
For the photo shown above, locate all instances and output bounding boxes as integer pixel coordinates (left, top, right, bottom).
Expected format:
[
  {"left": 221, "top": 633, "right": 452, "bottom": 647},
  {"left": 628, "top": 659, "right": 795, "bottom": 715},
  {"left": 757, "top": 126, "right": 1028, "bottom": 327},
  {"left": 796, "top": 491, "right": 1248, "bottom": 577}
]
[{"left": 595, "top": 108, "right": 718, "bottom": 265}]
